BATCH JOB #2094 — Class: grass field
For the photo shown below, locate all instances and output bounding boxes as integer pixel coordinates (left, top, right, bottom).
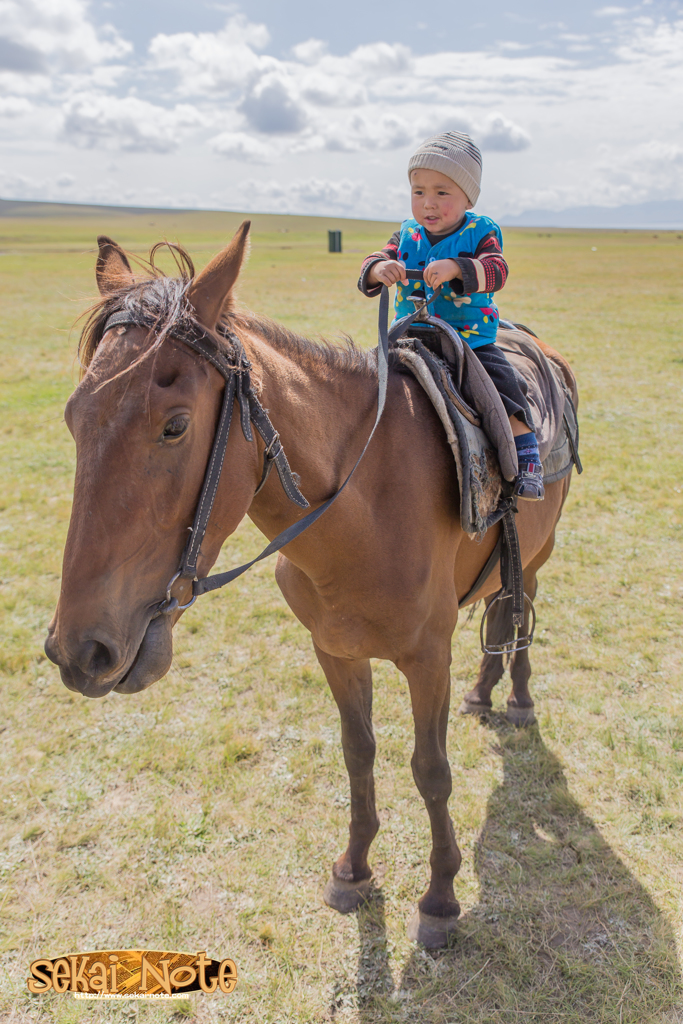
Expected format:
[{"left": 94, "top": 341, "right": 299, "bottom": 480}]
[{"left": 1, "top": 204, "right": 682, "bottom": 1024}]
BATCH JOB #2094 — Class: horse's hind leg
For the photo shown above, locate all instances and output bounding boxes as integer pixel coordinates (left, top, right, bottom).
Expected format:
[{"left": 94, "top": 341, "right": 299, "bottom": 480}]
[
  {"left": 314, "top": 644, "right": 380, "bottom": 914},
  {"left": 461, "top": 528, "right": 554, "bottom": 725},
  {"left": 398, "top": 643, "right": 462, "bottom": 948},
  {"left": 505, "top": 567, "right": 538, "bottom": 727},
  {"left": 459, "top": 594, "right": 509, "bottom": 715},
  {"left": 505, "top": 531, "right": 558, "bottom": 726},
  {"left": 459, "top": 576, "right": 538, "bottom": 726}
]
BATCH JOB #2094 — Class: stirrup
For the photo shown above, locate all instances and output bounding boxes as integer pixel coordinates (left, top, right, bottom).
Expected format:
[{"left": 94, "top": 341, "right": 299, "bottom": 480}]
[{"left": 513, "top": 462, "right": 545, "bottom": 501}]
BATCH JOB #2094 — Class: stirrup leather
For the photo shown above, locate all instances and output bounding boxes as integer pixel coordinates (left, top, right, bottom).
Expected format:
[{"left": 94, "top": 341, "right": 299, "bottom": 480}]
[{"left": 514, "top": 461, "right": 545, "bottom": 501}]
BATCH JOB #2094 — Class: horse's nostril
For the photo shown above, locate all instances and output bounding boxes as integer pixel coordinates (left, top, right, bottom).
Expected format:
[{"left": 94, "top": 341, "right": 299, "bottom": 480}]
[
  {"left": 91, "top": 640, "right": 115, "bottom": 674},
  {"left": 78, "top": 638, "right": 120, "bottom": 678}
]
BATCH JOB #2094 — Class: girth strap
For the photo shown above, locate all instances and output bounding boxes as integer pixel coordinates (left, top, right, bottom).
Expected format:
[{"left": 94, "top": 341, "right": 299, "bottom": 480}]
[
  {"left": 500, "top": 502, "right": 525, "bottom": 628},
  {"left": 472, "top": 501, "right": 535, "bottom": 656}
]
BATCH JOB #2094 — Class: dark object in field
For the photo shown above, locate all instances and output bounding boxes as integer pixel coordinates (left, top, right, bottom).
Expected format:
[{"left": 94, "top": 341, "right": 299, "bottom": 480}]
[
  {"left": 328, "top": 229, "right": 342, "bottom": 253},
  {"left": 45, "top": 223, "right": 579, "bottom": 948}
]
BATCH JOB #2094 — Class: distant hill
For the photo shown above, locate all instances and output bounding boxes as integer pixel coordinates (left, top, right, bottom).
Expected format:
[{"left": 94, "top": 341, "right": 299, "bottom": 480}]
[
  {"left": 499, "top": 199, "right": 683, "bottom": 230},
  {"left": 4, "top": 195, "right": 683, "bottom": 231},
  {"left": 0, "top": 198, "right": 191, "bottom": 218},
  {"left": 0, "top": 197, "right": 393, "bottom": 237},
  {"left": 0, "top": 198, "right": 394, "bottom": 230},
  {"left": 0, "top": 198, "right": 394, "bottom": 247}
]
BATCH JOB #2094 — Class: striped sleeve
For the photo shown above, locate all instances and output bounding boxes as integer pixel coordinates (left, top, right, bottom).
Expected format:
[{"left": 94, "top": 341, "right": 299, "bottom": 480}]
[
  {"left": 358, "top": 231, "right": 401, "bottom": 296},
  {"left": 454, "top": 230, "right": 508, "bottom": 295}
]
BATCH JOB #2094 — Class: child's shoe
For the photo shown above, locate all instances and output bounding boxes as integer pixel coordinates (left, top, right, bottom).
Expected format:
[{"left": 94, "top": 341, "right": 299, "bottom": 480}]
[{"left": 513, "top": 432, "right": 544, "bottom": 501}]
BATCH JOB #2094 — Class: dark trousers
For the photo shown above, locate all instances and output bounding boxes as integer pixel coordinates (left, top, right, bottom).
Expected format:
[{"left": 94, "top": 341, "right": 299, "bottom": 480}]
[{"left": 473, "top": 343, "right": 533, "bottom": 431}]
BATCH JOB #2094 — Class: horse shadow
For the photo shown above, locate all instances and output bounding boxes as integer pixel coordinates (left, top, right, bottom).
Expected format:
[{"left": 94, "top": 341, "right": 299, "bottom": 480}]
[
  {"left": 334, "top": 715, "right": 681, "bottom": 1023},
  {"left": 329, "top": 888, "right": 395, "bottom": 1019}
]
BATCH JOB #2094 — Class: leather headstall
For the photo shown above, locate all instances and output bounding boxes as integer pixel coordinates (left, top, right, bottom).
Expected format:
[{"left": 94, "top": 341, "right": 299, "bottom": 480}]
[
  {"left": 101, "top": 308, "right": 308, "bottom": 614},
  {"left": 101, "top": 283, "right": 443, "bottom": 618}
]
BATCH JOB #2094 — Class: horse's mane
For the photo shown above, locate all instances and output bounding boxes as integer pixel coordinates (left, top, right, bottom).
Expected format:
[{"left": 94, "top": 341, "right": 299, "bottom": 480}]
[
  {"left": 79, "top": 242, "right": 375, "bottom": 382},
  {"left": 224, "top": 309, "right": 375, "bottom": 379}
]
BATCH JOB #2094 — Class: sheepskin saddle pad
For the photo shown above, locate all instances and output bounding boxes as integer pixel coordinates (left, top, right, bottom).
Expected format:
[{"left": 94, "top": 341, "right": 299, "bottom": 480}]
[{"left": 392, "top": 321, "right": 581, "bottom": 536}]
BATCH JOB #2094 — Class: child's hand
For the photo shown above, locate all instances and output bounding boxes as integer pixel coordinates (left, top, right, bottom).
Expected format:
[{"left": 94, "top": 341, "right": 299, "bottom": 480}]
[
  {"left": 367, "top": 260, "right": 408, "bottom": 287},
  {"left": 424, "top": 259, "right": 460, "bottom": 289}
]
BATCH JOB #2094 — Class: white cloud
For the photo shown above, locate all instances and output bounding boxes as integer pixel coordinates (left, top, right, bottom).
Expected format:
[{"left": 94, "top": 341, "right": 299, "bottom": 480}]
[
  {"left": 417, "top": 110, "right": 477, "bottom": 138},
  {"left": 614, "top": 17, "right": 683, "bottom": 61},
  {"left": 0, "top": 170, "right": 44, "bottom": 199},
  {"left": 240, "top": 72, "right": 308, "bottom": 134},
  {"left": 314, "top": 112, "right": 417, "bottom": 153},
  {"left": 62, "top": 95, "right": 205, "bottom": 153},
  {"left": 478, "top": 113, "right": 531, "bottom": 152},
  {"left": 291, "top": 38, "right": 327, "bottom": 65},
  {"left": 1, "top": 4, "right": 682, "bottom": 221},
  {"left": 0, "top": 36, "right": 46, "bottom": 74},
  {"left": 0, "top": 166, "right": 203, "bottom": 209},
  {"left": 593, "top": 140, "right": 683, "bottom": 204},
  {"left": 495, "top": 138, "right": 683, "bottom": 215},
  {"left": 0, "top": 96, "right": 32, "bottom": 116},
  {"left": 304, "top": 108, "right": 530, "bottom": 156},
  {"left": 0, "top": 169, "right": 85, "bottom": 201},
  {"left": 228, "top": 176, "right": 371, "bottom": 216},
  {"left": 148, "top": 14, "right": 270, "bottom": 95},
  {"left": 347, "top": 42, "right": 411, "bottom": 75},
  {"left": 209, "top": 131, "right": 275, "bottom": 163},
  {"left": 0, "top": 0, "right": 130, "bottom": 73},
  {"left": 299, "top": 71, "right": 366, "bottom": 107}
]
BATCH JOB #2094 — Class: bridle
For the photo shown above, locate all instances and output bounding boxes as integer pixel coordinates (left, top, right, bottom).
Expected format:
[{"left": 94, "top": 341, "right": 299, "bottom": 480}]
[
  {"left": 101, "top": 284, "right": 412, "bottom": 617},
  {"left": 102, "top": 276, "right": 531, "bottom": 656}
]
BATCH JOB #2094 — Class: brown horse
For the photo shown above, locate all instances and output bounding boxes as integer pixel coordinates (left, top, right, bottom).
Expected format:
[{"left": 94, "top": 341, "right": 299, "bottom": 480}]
[{"left": 45, "top": 223, "right": 577, "bottom": 947}]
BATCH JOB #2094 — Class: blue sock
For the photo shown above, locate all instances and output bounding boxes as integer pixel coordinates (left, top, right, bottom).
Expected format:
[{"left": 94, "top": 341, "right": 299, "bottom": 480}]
[{"left": 514, "top": 431, "right": 541, "bottom": 471}]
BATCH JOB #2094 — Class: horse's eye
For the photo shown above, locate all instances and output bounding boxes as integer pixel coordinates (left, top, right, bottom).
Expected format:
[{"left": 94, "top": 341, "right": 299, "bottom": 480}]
[{"left": 162, "top": 416, "right": 189, "bottom": 439}]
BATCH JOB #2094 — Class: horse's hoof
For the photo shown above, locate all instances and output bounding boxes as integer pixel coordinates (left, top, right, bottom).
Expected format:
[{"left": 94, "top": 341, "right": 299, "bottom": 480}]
[
  {"left": 407, "top": 909, "right": 460, "bottom": 948},
  {"left": 323, "top": 875, "right": 371, "bottom": 914},
  {"left": 506, "top": 703, "right": 536, "bottom": 727},
  {"left": 459, "top": 699, "right": 491, "bottom": 718}
]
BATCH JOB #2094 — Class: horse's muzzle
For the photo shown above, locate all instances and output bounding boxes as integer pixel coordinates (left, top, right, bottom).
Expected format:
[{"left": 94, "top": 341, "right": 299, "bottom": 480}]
[{"left": 45, "top": 615, "right": 173, "bottom": 698}]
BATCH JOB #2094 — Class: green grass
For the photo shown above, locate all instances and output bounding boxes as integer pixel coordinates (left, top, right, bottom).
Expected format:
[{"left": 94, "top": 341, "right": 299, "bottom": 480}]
[{"left": 0, "top": 208, "right": 682, "bottom": 1023}]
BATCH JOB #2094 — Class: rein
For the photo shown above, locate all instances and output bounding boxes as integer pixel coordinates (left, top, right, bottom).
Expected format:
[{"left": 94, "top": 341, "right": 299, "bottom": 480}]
[
  {"left": 102, "top": 284, "right": 440, "bottom": 617},
  {"left": 103, "top": 274, "right": 531, "bottom": 656}
]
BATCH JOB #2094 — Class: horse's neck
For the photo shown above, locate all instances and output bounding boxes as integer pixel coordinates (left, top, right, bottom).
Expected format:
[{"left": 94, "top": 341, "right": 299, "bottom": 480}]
[{"left": 242, "top": 331, "right": 377, "bottom": 526}]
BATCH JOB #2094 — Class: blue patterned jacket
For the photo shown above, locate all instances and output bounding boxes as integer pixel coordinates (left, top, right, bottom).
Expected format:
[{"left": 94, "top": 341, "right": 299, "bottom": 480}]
[{"left": 360, "top": 212, "right": 508, "bottom": 349}]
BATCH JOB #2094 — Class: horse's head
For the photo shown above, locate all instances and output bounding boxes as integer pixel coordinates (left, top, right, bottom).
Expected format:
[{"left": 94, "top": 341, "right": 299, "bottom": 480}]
[{"left": 45, "top": 221, "right": 256, "bottom": 697}]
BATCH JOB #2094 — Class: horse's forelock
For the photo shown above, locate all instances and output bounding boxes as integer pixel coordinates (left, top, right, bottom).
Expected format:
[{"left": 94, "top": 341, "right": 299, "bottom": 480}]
[{"left": 77, "top": 242, "right": 235, "bottom": 382}]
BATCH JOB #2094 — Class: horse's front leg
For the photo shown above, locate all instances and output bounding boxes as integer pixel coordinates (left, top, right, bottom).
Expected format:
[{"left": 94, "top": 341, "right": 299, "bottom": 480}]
[
  {"left": 314, "top": 643, "right": 380, "bottom": 914},
  {"left": 397, "top": 643, "right": 462, "bottom": 948}
]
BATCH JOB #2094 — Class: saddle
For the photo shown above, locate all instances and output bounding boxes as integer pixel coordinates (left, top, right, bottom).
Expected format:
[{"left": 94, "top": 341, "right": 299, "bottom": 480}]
[{"left": 392, "top": 318, "right": 581, "bottom": 537}]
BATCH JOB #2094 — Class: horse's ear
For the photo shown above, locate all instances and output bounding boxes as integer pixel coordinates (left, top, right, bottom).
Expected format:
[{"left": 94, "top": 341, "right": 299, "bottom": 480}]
[
  {"left": 96, "top": 236, "right": 134, "bottom": 295},
  {"left": 187, "top": 220, "right": 251, "bottom": 328}
]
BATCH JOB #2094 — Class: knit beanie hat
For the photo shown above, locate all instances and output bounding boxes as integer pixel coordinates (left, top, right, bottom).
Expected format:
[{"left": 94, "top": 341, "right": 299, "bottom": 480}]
[{"left": 408, "top": 131, "right": 482, "bottom": 206}]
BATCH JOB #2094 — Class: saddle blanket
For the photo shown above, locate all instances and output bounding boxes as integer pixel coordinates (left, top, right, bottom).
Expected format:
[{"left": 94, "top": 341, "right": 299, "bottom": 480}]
[{"left": 394, "top": 323, "right": 581, "bottom": 536}]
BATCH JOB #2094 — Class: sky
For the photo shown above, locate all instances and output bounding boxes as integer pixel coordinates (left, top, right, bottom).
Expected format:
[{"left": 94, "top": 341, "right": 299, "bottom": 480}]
[{"left": 1, "top": 0, "right": 682, "bottom": 219}]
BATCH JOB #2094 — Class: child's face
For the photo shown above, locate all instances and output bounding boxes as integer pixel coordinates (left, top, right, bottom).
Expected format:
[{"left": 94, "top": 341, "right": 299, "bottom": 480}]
[{"left": 410, "top": 169, "right": 470, "bottom": 234}]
